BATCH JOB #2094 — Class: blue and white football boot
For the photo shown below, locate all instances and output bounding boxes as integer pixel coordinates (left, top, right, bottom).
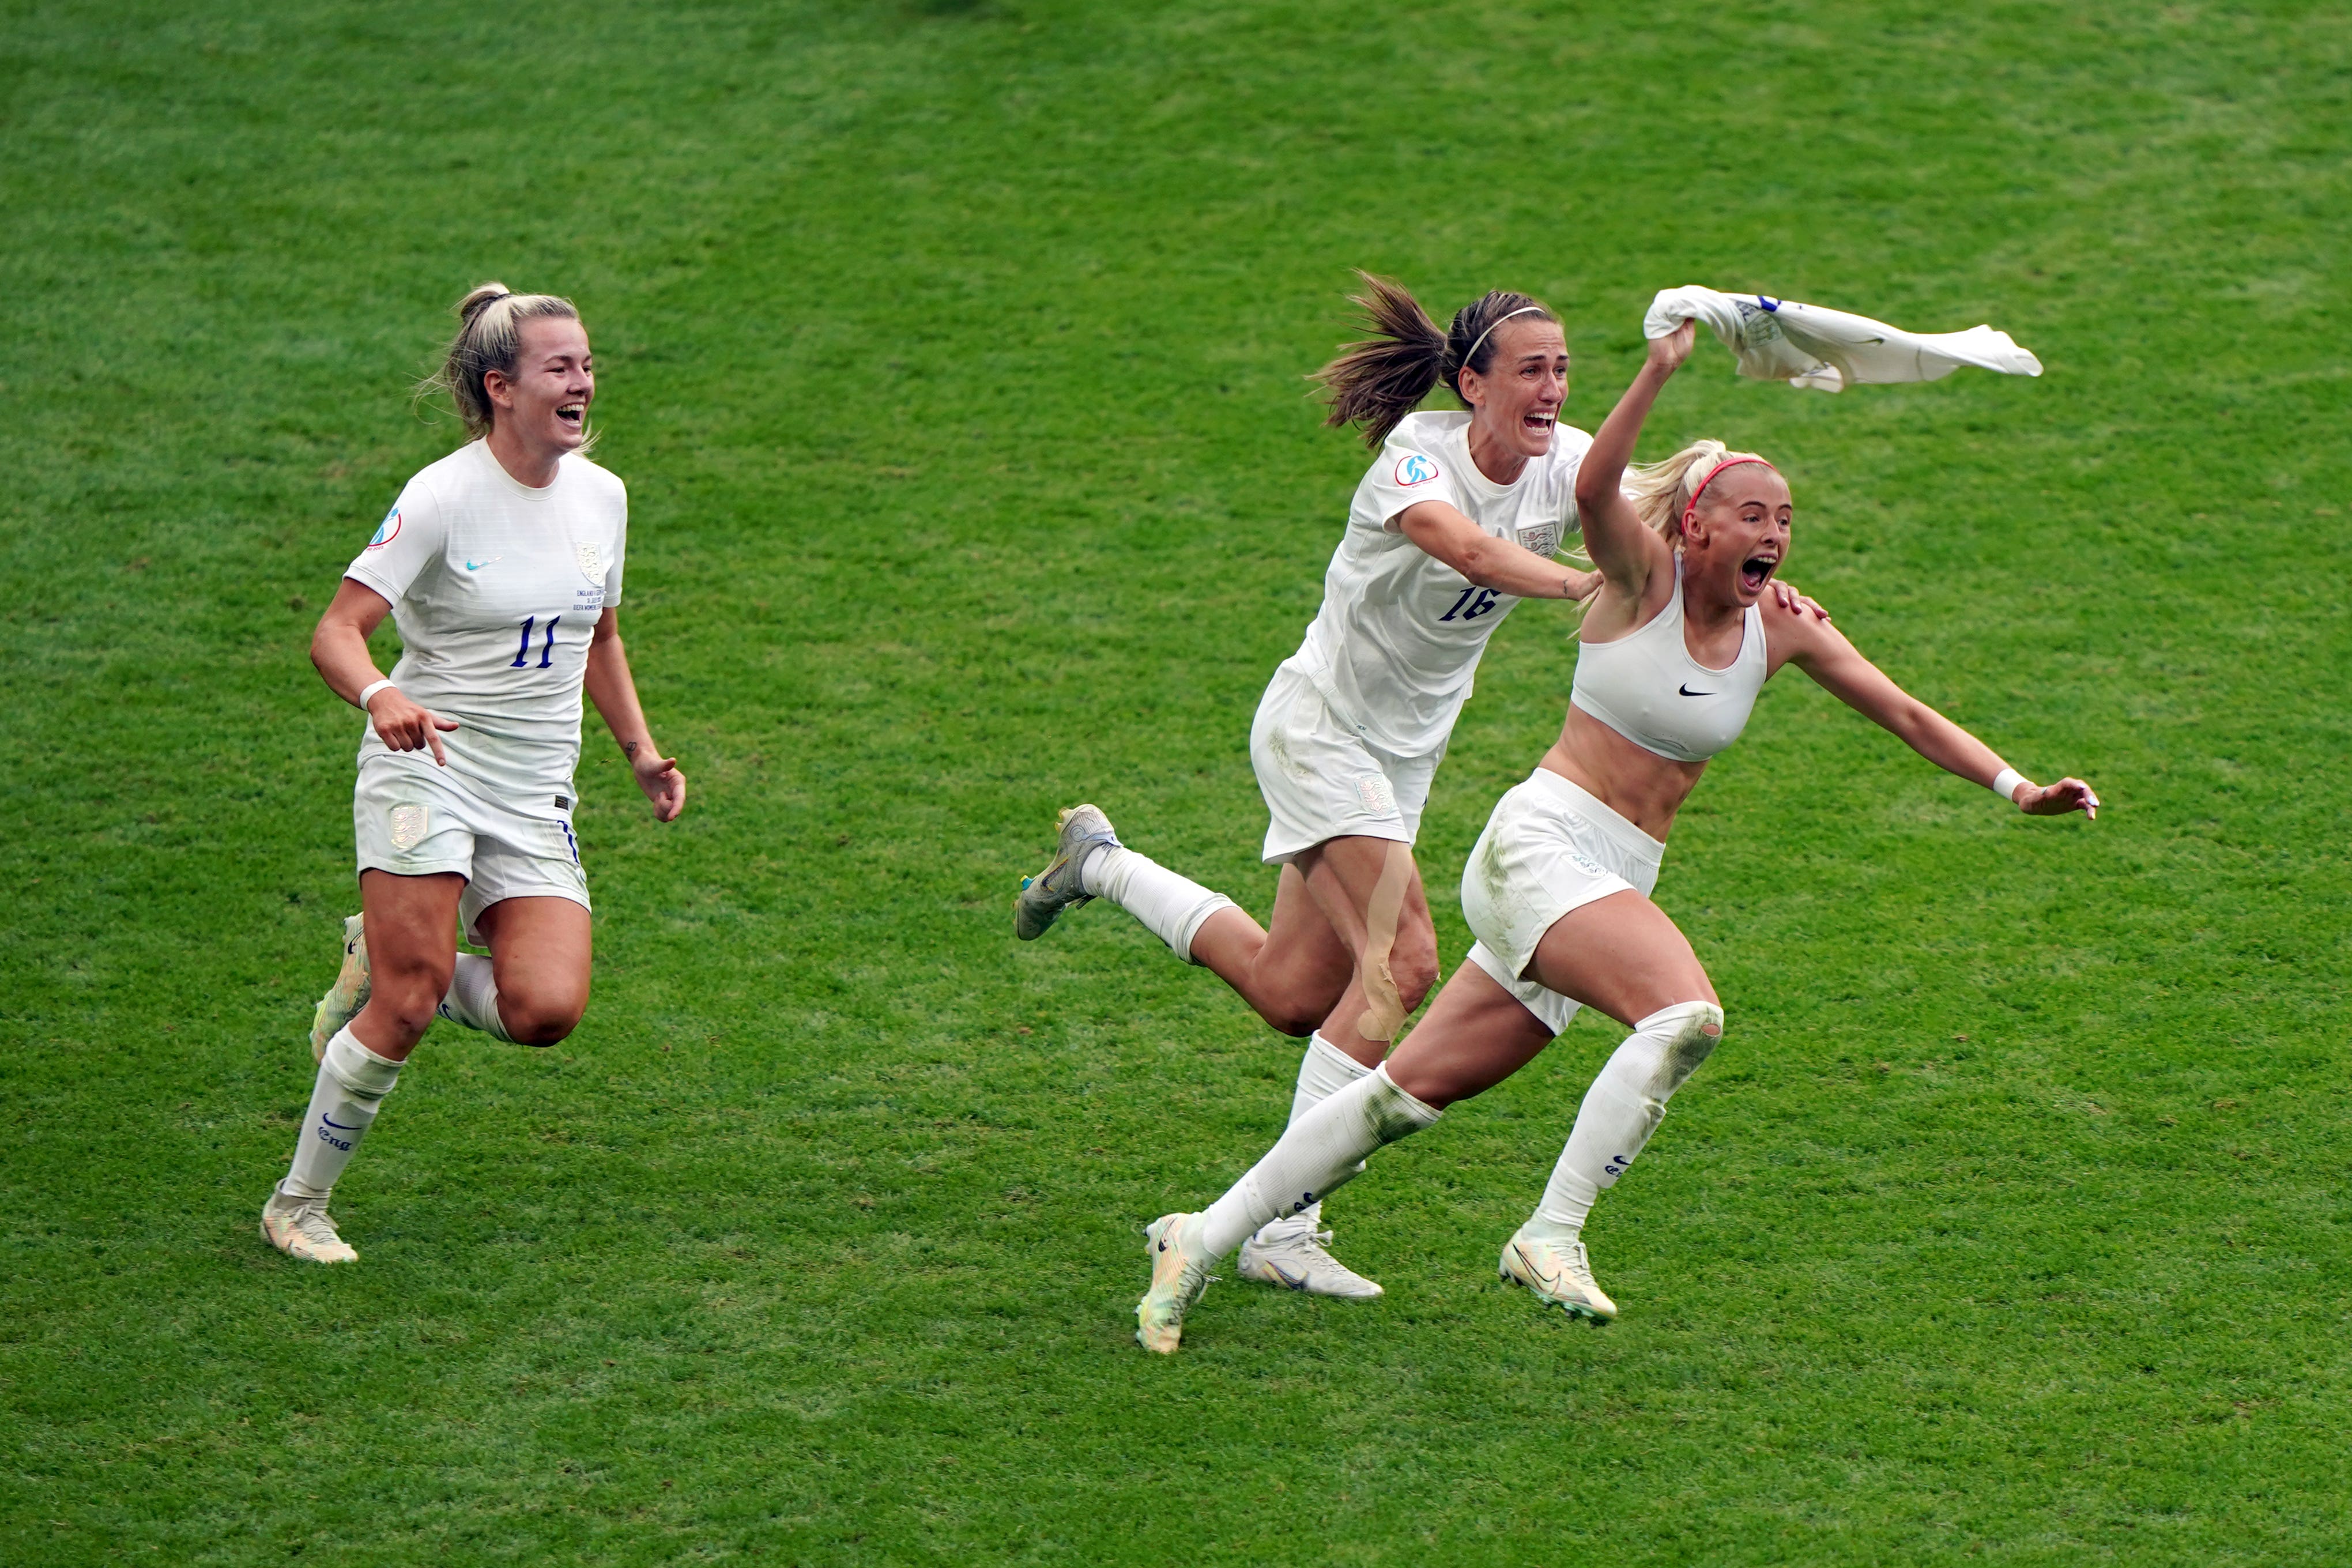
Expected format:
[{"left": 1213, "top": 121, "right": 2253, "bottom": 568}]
[{"left": 1014, "top": 804, "right": 1121, "bottom": 942}]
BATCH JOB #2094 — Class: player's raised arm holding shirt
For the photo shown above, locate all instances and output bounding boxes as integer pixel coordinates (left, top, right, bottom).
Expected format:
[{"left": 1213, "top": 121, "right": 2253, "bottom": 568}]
[
  {"left": 259, "top": 284, "right": 685, "bottom": 1266},
  {"left": 1012, "top": 276, "right": 1608, "bottom": 1298},
  {"left": 1130, "top": 316, "right": 2098, "bottom": 1353}
]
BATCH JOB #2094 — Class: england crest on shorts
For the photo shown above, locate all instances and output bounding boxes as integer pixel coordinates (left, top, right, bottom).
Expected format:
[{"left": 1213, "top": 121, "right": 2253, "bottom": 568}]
[
  {"left": 1356, "top": 773, "right": 1397, "bottom": 816},
  {"left": 387, "top": 805, "right": 428, "bottom": 853}
]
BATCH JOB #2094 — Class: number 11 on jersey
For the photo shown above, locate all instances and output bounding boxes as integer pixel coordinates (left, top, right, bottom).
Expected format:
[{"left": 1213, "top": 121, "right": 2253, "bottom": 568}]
[{"left": 511, "top": 615, "right": 561, "bottom": 670}]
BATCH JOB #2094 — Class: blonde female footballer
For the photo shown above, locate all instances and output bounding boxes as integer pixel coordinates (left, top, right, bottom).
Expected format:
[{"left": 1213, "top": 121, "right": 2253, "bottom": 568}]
[
  {"left": 260, "top": 285, "right": 685, "bottom": 1264},
  {"left": 1130, "top": 316, "right": 2098, "bottom": 1352}
]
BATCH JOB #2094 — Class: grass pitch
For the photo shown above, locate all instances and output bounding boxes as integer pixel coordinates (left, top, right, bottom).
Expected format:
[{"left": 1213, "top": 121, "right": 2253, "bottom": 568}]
[{"left": 5, "top": 1, "right": 2351, "bottom": 1562}]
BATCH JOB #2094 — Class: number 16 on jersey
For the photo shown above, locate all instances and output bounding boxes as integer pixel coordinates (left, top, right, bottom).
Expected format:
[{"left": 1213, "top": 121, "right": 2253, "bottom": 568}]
[{"left": 1439, "top": 586, "right": 1500, "bottom": 623}]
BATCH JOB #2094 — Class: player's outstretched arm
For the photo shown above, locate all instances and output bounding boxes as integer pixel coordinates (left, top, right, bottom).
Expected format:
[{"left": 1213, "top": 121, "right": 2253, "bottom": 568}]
[
  {"left": 1396, "top": 502, "right": 1599, "bottom": 600},
  {"left": 1769, "top": 592, "right": 2098, "bottom": 819},
  {"left": 311, "top": 579, "right": 461, "bottom": 766},
  {"left": 584, "top": 606, "right": 686, "bottom": 822},
  {"left": 1570, "top": 319, "right": 1692, "bottom": 600}
]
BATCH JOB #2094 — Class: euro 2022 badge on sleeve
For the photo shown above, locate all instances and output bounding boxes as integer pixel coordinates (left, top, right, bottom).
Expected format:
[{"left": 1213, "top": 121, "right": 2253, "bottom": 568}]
[
  {"left": 367, "top": 508, "right": 401, "bottom": 550},
  {"left": 1394, "top": 452, "right": 1441, "bottom": 488}
]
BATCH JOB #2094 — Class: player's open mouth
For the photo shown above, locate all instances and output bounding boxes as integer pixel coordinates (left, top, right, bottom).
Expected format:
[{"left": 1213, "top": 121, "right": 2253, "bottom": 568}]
[
  {"left": 556, "top": 402, "right": 586, "bottom": 428},
  {"left": 1740, "top": 553, "right": 1778, "bottom": 593},
  {"left": 1522, "top": 410, "right": 1555, "bottom": 435}
]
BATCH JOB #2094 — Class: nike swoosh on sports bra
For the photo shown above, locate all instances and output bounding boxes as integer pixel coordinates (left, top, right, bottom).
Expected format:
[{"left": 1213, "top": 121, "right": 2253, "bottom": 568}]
[{"left": 1569, "top": 557, "right": 1767, "bottom": 763}]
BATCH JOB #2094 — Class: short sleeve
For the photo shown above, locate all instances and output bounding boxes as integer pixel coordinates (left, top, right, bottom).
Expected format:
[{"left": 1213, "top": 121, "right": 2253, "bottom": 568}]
[
  {"left": 1364, "top": 440, "right": 1460, "bottom": 532},
  {"left": 342, "top": 477, "right": 446, "bottom": 607},
  {"left": 602, "top": 483, "right": 627, "bottom": 607}
]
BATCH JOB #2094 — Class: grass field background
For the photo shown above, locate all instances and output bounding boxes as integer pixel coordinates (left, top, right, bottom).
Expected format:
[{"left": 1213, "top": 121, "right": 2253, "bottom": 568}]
[{"left": 5, "top": 1, "right": 2351, "bottom": 1562}]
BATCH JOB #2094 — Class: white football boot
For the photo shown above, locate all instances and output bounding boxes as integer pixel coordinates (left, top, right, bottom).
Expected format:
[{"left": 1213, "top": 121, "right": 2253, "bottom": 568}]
[
  {"left": 1236, "top": 1216, "right": 1383, "bottom": 1299},
  {"left": 308, "top": 914, "right": 371, "bottom": 1063},
  {"left": 1014, "top": 804, "right": 1122, "bottom": 941},
  {"left": 1135, "top": 1213, "right": 1217, "bottom": 1354},
  {"left": 260, "top": 1184, "right": 358, "bottom": 1265},
  {"left": 1499, "top": 1231, "right": 1617, "bottom": 1322}
]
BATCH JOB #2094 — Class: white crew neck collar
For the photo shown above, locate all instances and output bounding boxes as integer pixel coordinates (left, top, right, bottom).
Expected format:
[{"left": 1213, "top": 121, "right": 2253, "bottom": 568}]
[{"left": 474, "top": 439, "right": 565, "bottom": 500}]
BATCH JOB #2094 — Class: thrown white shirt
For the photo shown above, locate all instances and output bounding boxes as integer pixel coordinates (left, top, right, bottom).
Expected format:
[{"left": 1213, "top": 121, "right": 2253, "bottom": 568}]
[{"left": 1645, "top": 286, "right": 2042, "bottom": 393}]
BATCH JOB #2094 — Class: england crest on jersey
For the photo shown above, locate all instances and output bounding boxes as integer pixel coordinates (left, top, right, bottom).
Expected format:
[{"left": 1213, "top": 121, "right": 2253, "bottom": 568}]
[
  {"left": 1517, "top": 521, "right": 1563, "bottom": 559},
  {"left": 576, "top": 541, "right": 604, "bottom": 582}
]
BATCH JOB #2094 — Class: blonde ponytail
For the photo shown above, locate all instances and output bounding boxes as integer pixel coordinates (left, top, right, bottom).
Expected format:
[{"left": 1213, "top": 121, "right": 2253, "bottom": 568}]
[
  {"left": 422, "top": 282, "right": 586, "bottom": 442},
  {"left": 1623, "top": 439, "right": 1770, "bottom": 545}
]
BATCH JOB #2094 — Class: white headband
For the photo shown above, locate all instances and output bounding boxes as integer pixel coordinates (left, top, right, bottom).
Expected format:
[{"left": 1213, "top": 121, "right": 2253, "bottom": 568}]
[{"left": 1459, "top": 304, "right": 1548, "bottom": 372}]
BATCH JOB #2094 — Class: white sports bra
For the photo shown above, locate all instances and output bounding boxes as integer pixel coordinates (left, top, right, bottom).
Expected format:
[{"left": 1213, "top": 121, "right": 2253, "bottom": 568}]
[{"left": 1569, "top": 557, "right": 1767, "bottom": 763}]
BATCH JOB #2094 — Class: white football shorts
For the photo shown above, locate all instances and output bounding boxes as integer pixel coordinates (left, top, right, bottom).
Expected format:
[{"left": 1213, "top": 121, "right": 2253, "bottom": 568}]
[
  {"left": 353, "top": 751, "right": 590, "bottom": 943},
  {"left": 1250, "top": 661, "right": 1444, "bottom": 865},
  {"left": 1460, "top": 767, "right": 1665, "bottom": 1036}
]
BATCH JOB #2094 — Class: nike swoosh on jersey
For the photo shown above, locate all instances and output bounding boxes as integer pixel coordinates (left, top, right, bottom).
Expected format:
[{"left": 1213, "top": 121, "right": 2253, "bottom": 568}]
[
  {"left": 463, "top": 557, "right": 503, "bottom": 571},
  {"left": 1678, "top": 684, "right": 1716, "bottom": 697}
]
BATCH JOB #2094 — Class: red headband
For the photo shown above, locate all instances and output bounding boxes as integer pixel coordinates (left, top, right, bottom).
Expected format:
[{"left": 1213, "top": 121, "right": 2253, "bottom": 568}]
[{"left": 1682, "top": 455, "right": 1778, "bottom": 523}]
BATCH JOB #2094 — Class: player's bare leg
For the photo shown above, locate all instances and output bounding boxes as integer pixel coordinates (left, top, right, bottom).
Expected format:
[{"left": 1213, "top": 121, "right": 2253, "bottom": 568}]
[
  {"left": 1200, "top": 836, "right": 1438, "bottom": 1298},
  {"left": 1384, "top": 890, "right": 1720, "bottom": 1324},
  {"left": 458, "top": 895, "right": 592, "bottom": 1045},
  {"left": 262, "top": 870, "right": 459, "bottom": 1264}
]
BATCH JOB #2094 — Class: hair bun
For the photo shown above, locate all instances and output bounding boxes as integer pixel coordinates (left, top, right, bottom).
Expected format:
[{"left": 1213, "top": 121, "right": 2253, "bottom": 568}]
[{"left": 456, "top": 282, "right": 513, "bottom": 322}]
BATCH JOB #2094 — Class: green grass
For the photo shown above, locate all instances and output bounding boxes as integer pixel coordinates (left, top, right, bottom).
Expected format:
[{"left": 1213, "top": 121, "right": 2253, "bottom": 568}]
[{"left": 5, "top": 0, "right": 2351, "bottom": 1561}]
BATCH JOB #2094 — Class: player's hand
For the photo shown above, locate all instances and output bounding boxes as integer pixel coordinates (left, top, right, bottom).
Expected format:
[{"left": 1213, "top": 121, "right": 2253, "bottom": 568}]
[
  {"left": 632, "top": 747, "right": 687, "bottom": 822},
  {"left": 1646, "top": 317, "right": 1696, "bottom": 376},
  {"left": 2017, "top": 777, "right": 2100, "bottom": 820},
  {"left": 1769, "top": 579, "right": 1833, "bottom": 621},
  {"left": 1562, "top": 567, "right": 1603, "bottom": 602},
  {"left": 364, "top": 686, "right": 460, "bottom": 766}
]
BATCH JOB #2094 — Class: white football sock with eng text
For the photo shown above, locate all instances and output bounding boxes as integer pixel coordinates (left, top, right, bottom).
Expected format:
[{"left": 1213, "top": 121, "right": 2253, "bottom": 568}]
[
  {"left": 1194, "top": 1064, "right": 1441, "bottom": 1258},
  {"left": 281, "top": 1026, "right": 404, "bottom": 1203},
  {"left": 1524, "top": 1001, "right": 1723, "bottom": 1243}
]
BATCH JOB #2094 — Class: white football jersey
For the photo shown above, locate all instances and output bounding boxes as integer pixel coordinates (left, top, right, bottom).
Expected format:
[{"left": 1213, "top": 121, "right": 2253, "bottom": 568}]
[
  {"left": 1288, "top": 410, "right": 1591, "bottom": 758},
  {"left": 344, "top": 440, "right": 628, "bottom": 801}
]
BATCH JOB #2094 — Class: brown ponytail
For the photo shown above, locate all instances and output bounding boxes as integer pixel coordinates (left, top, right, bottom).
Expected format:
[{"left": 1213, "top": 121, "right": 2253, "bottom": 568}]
[{"left": 1313, "top": 272, "right": 1560, "bottom": 448}]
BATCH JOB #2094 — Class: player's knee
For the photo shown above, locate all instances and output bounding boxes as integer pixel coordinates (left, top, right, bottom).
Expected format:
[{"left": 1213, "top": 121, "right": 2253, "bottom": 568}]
[
  {"left": 1390, "top": 936, "right": 1440, "bottom": 1014},
  {"left": 373, "top": 965, "right": 453, "bottom": 1044},
  {"left": 1260, "top": 1005, "right": 1324, "bottom": 1039},
  {"left": 502, "top": 989, "right": 586, "bottom": 1046},
  {"left": 505, "top": 1007, "right": 583, "bottom": 1047}
]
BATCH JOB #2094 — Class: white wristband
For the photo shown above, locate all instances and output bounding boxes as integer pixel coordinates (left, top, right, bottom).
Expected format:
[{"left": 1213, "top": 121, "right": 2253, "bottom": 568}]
[
  {"left": 1991, "top": 767, "right": 2029, "bottom": 806},
  {"left": 357, "top": 679, "right": 396, "bottom": 710}
]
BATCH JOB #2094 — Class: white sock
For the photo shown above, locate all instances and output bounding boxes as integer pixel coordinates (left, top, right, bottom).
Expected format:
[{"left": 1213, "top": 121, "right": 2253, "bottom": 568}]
[
  {"left": 1194, "top": 1065, "right": 1441, "bottom": 1258},
  {"left": 435, "top": 952, "right": 513, "bottom": 1041},
  {"left": 1079, "top": 845, "right": 1235, "bottom": 964},
  {"left": 1524, "top": 1001, "right": 1724, "bottom": 1243},
  {"left": 1256, "top": 1032, "right": 1372, "bottom": 1238},
  {"left": 282, "top": 1026, "right": 404, "bottom": 1201}
]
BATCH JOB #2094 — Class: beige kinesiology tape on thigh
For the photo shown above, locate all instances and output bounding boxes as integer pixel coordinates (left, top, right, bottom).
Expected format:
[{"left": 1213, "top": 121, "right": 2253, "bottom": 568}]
[{"left": 1356, "top": 840, "right": 1418, "bottom": 1044}]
